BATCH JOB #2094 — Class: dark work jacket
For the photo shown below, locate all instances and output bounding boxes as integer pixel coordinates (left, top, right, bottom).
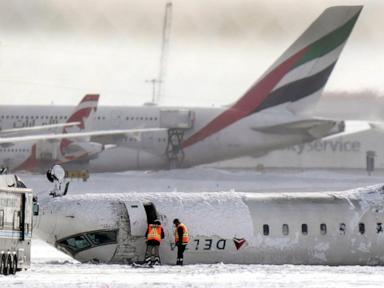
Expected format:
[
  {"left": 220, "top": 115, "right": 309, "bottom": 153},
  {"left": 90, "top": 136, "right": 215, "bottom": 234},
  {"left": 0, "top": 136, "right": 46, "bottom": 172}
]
[{"left": 177, "top": 226, "right": 185, "bottom": 246}]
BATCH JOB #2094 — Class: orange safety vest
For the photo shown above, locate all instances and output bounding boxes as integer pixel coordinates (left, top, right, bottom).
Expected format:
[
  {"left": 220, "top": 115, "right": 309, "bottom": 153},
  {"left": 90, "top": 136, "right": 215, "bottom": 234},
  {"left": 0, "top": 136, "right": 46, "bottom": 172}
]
[
  {"left": 147, "top": 224, "right": 162, "bottom": 242},
  {"left": 175, "top": 223, "right": 189, "bottom": 244}
]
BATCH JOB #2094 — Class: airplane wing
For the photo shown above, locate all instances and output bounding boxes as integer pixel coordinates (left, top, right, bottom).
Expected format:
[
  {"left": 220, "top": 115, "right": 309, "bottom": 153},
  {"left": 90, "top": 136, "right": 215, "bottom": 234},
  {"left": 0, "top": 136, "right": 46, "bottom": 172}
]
[
  {"left": 0, "top": 122, "right": 81, "bottom": 136},
  {"left": 0, "top": 128, "right": 168, "bottom": 146},
  {"left": 252, "top": 119, "right": 374, "bottom": 140},
  {"left": 251, "top": 119, "right": 346, "bottom": 139},
  {"left": 320, "top": 121, "right": 373, "bottom": 141}
]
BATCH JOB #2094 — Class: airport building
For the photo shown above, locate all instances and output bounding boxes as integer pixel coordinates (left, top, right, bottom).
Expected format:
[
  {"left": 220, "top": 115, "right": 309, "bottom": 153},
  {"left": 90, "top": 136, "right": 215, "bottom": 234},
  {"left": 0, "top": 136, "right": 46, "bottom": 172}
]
[{"left": 213, "top": 128, "right": 384, "bottom": 171}]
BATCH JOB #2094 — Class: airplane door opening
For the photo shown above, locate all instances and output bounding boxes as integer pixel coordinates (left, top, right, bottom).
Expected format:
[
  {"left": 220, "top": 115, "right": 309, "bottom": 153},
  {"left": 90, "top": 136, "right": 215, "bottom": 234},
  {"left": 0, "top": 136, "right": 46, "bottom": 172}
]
[{"left": 143, "top": 202, "right": 158, "bottom": 224}]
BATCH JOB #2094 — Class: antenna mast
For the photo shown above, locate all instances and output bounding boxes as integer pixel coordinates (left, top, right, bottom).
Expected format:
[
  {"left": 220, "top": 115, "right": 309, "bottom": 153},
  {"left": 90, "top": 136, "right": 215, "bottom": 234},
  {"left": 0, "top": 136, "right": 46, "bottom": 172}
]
[{"left": 157, "top": 2, "right": 172, "bottom": 104}]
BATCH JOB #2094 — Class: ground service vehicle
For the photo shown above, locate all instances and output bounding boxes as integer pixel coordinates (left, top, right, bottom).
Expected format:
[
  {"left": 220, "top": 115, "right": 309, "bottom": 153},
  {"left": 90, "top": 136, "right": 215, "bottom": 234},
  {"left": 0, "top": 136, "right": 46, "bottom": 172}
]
[{"left": 0, "top": 173, "right": 34, "bottom": 275}]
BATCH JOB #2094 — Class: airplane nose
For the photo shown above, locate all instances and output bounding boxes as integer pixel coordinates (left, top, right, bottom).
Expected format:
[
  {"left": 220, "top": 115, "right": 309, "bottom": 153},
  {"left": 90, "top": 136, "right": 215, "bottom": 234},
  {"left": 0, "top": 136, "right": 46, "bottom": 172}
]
[{"left": 33, "top": 195, "right": 123, "bottom": 262}]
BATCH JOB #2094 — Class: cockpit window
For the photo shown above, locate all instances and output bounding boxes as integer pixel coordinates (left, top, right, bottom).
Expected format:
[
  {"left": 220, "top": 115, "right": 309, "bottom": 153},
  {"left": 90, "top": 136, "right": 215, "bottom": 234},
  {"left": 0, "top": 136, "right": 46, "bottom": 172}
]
[
  {"left": 86, "top": 230, "right": 117, "bottom": 245},
  {"left": 56, "top": 229, "right": 118, "bottom": 255},
  {"left": 58, "top": 235, "right": 91, "bottom": 253}
]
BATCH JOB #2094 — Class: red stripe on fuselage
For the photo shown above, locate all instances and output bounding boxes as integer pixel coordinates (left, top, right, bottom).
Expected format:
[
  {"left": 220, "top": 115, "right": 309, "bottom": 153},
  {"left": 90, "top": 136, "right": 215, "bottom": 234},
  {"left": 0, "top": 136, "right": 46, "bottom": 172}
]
[{"left": 182, "top": 47, "right": 308, "bottom": 148}]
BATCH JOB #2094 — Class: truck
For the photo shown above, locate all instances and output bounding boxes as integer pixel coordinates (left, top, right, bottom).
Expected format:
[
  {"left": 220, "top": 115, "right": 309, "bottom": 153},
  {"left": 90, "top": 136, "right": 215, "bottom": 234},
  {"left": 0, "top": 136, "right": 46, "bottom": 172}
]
[{"left": 0, "top": 173, "right": 34, "bottom": 275}]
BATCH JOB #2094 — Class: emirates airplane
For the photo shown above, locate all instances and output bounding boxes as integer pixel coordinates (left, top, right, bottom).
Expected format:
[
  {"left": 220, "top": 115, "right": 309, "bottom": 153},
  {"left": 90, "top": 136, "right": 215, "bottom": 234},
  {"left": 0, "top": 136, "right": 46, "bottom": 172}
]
[{"left": 0, "top": 6, "right": 362, "bottom": 173}]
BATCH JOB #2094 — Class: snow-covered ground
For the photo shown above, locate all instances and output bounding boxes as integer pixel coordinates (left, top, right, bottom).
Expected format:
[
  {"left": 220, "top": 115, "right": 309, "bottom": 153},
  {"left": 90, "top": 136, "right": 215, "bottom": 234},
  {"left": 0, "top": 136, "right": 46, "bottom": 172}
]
[{"left": 2, "top": 167, "right": 384, "bottom": 287}]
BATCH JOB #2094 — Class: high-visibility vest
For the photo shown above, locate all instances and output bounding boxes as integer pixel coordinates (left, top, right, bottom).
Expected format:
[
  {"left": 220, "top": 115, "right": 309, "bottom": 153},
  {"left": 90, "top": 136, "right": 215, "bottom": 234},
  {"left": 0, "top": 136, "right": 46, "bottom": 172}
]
[
  {"left": 147, "top": 224, "right": 162, "bottom": 242},
  {"left": 175, "top": 223, "right": 189, "bottom": 244}
]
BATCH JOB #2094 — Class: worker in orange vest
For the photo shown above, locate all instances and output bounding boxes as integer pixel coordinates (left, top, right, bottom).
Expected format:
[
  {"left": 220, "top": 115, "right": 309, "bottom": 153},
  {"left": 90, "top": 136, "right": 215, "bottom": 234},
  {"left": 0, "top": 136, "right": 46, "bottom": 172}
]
[
  {"left": 145, "top": 219, "right": 165, "bottom": 265},
  {"left": 173, "top": 218, "right": 189, "bottom": 265}
]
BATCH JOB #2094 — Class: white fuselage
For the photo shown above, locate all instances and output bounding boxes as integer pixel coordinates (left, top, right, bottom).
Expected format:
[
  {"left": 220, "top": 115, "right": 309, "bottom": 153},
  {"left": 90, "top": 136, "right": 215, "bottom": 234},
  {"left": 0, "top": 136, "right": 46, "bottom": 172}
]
[
  {"left": 34, "top": 184, "right": 384, "bottom": 265},
  {"left": 0, "top": 104, "right": 326, "bottom": 172}
]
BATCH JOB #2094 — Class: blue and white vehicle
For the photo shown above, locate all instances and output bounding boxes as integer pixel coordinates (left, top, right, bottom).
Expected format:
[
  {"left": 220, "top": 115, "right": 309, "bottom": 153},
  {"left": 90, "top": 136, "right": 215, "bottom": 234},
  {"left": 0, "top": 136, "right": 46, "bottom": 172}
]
[{"left": 0, "top": 173, "right": 34, "bottom": 275}]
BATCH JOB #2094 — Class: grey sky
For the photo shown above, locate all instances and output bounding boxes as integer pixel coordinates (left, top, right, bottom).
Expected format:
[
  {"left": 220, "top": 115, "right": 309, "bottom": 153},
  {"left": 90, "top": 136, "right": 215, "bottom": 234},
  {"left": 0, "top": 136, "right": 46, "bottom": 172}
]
[{"left": 0, "top": 0, "right": 381, "bottom": 106}]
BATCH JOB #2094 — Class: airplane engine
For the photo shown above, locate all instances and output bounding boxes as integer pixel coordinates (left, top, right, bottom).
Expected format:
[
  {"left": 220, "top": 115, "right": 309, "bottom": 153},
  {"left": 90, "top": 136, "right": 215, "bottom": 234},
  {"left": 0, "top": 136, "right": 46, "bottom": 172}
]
[{"left": 63, "top": 141, "right": 105, "bottom": 159}]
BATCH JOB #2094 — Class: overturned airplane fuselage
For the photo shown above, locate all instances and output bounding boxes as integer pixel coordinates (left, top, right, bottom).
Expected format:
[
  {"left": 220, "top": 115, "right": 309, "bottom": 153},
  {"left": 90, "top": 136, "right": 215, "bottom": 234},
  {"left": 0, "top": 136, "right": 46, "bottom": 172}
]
[{"left": 34, "top": 184, "right": 384, "bottom": 265}]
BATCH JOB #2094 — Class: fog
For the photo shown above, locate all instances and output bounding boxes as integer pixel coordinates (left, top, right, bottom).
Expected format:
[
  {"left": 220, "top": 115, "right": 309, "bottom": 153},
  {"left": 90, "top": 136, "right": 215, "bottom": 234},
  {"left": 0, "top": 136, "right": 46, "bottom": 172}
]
[{"left": 0, "top": 0, "right": 382, "bottom": 110}]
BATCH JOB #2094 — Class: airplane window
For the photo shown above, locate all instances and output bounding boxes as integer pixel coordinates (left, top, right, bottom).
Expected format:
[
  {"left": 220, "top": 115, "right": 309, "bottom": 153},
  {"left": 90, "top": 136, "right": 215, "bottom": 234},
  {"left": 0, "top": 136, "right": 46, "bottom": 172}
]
[
  {"left": 302, "top": 224, "right": 308, "bottom": 235},
  {"left": 263, "top": 224, "right": 269, "bottom": 236},
  {"left": 0, "top": 210, "right": 4, "bottom": 229},
  {"left": 57, "top": 235, "right": 91, "bottom": 253},
  {"left": 320, "top": 223, "right": 327, "bottom": 235},
  {"left": 282, "top": 224, "right": 289, "bottom": 235},
  {"left": 339, "top": 223, "right": 346, "bottom": 235},
  {"left": 86, "top": 230, "right": 117, "bottom": 246},
  {"left": 377, "top": 223, "right": 383, "bottom": 233},
  {"left": 359, "top": 223, "right": 365, "bottom": 234}
]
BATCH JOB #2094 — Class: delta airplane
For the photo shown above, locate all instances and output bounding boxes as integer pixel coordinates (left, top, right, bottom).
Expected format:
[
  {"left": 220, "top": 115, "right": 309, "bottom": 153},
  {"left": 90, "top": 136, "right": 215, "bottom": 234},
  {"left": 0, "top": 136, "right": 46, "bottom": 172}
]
[
  {"left": 33, "top": 164, "right": 384, "bottom": 265},
  {"left": 0, "top": 6, "right": 362, "bottom": 172}
]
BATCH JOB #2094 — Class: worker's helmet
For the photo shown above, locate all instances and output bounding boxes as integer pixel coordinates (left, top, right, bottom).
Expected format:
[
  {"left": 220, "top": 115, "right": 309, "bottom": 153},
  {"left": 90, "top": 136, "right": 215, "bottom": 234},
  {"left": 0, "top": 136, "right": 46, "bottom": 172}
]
[{"left": 173, "top": 218, "right": 180, "bottom": 225}]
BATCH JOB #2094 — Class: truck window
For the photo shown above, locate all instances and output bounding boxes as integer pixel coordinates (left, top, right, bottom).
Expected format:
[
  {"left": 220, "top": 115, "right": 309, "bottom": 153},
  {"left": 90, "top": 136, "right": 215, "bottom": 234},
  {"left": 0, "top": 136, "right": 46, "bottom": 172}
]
[
  {"left": 13, "top": 210, "right": 20, "bottom": 230},
  {"left": 0, "top": 210, "right": 3, "bottom": 229}
]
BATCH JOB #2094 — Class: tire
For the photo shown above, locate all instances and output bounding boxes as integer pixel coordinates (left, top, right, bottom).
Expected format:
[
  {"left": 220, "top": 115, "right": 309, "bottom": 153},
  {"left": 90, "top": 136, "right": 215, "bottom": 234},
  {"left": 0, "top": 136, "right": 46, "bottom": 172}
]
[
  {"left": 3, "top": 255, "right": 11, "bottom": 276},
  {"left": 11, "top": 255, "right": 17, "bottom": 275},
  {"left": 0, "top": 254, "right": 4, "bottom": 275}
]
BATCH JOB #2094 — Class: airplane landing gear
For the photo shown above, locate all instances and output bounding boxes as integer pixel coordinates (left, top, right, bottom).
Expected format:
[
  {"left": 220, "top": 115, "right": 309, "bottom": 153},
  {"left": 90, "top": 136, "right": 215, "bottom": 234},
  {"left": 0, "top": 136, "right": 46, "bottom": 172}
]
[{"left": 165, "top": 129, "right": 185, "bottom": 169}]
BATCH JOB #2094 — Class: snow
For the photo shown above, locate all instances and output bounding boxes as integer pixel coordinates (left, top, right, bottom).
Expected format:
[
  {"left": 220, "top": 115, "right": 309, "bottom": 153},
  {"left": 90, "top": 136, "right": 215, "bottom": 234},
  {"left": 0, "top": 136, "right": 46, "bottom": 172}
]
[
  {"left": 50, "top": 191, "right": 253, "bottom": 240},
  {"left": 3, "top": 167, "right": 384, "bottom": 287}
]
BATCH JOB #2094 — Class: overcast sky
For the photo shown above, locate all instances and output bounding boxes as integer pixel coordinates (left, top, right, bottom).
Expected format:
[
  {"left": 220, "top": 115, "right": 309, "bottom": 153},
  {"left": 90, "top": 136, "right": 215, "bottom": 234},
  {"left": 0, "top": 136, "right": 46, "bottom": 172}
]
[{"left": 0, "top": 0, "right": 382, "bottom": 106}]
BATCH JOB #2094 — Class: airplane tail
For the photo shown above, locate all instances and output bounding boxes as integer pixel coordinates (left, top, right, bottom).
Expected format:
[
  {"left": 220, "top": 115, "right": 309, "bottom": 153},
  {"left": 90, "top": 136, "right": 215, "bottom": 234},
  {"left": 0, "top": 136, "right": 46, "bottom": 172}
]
[
  {"left": 256, "top": 5, "right": 363, "bottom": 115},
  {"left": 62, "top": 94, "right": 99, "bottom": 134},
  {"left": 182, "top": 6, "right": 362, "bottom": 148},
  {"left": 60, "top": 94, "right": 99, "bottom": 160}
]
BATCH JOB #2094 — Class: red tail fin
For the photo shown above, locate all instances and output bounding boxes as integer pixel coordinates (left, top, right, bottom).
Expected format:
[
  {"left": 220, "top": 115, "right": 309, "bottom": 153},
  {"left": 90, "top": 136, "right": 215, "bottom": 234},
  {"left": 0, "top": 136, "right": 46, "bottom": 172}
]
[{"left": 63, "top": 94, "right": 99, "bottom": 133}]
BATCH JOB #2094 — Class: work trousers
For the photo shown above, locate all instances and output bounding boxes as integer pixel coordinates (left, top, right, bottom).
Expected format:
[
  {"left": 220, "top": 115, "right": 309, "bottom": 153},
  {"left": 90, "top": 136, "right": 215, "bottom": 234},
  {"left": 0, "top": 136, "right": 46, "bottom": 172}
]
[
  {"left": 177, "top": 244, "right": 186, "bottom": 260},
  {"left": 145, "top": 244, "right": 160, "bottom": 262}
]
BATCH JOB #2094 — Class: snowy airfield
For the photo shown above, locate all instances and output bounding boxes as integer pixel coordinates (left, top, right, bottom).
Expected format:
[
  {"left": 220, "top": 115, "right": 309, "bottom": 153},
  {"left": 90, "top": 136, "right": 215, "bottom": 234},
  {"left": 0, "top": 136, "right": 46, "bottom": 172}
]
[{"left": 3, "top": 167, "right": 384, "bottom": 287}]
